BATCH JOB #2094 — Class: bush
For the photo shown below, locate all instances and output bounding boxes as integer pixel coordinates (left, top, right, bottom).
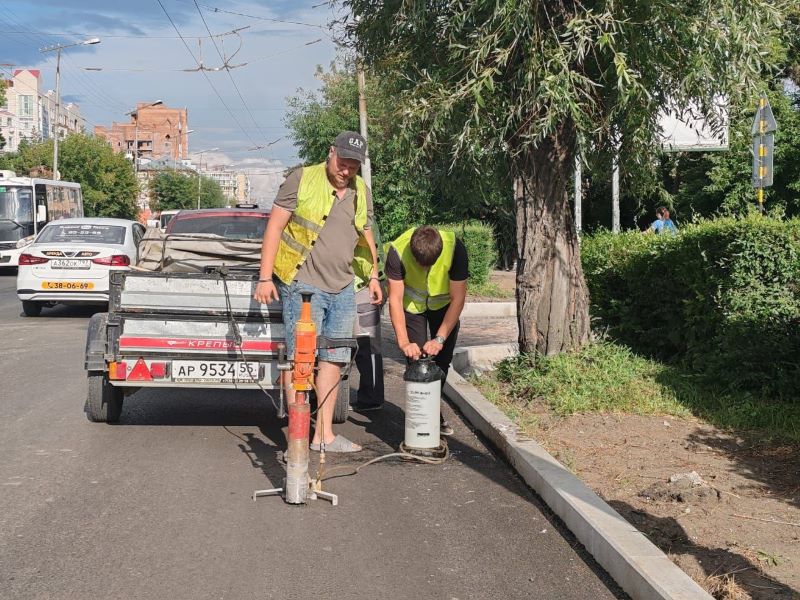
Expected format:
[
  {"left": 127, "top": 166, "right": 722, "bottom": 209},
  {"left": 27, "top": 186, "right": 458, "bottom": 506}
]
[
  {"left": 439, "top": 221, "right": 497, "bottom": 285},
  {"left": 581, "top": 217, "right": 800, "bottom": 397}
]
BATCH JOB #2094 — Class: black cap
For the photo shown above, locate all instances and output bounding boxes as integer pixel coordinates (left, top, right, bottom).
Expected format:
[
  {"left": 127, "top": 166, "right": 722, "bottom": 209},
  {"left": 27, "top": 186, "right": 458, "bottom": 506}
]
[{"left": 333, "top": 131, "right": 367, "bottom": 163}]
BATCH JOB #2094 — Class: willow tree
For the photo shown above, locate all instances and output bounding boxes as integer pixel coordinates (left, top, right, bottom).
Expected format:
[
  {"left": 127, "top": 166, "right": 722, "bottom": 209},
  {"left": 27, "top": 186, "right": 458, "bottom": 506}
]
[{"left": 343, "top": 0, "right": 788, "bottom": 355}]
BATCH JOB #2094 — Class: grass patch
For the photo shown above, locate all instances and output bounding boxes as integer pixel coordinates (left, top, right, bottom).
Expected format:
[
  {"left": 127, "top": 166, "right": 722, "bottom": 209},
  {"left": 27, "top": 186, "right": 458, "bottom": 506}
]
[
  {"left": 467, "top": 279, "right": 514, "bottom": 299},
  {"left": 477, "top": 340, "right": 800, "bottom": 443}
]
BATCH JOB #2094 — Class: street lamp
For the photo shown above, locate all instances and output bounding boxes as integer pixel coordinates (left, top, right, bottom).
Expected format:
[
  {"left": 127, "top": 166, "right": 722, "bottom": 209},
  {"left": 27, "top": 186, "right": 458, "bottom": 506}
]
[
  {"left": 40, "top": 37, "right": 101, "bottom": 180},
  {"left": 195, "top": 147, "right": 219, "bottom": 209},
  {"left": 126, "top": 100, "right": 163, "bottom": 175}
]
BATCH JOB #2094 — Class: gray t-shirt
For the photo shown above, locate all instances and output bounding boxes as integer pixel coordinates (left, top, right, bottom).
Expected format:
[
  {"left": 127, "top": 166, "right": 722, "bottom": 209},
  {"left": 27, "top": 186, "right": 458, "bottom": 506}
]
[{"left": 274, "top": 166, "right": 374, "bottom": 293}]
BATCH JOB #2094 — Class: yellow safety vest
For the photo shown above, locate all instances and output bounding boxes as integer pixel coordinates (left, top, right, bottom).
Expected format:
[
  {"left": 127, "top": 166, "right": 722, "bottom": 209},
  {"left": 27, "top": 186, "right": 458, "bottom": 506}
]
[
  {"left": 273, "top": 162, "right": 368, "bottom": 284},
  {"left": 353, "top": 222, "right": 386, "bottom": 291},
  {"left": 391, "top": 227, "right": 455, "bottom": 313}
]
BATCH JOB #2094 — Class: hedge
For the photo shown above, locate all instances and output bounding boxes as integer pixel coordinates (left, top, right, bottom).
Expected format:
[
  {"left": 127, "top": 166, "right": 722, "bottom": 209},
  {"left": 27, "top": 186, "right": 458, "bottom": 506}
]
[
  {"left": 581, "top": 216, "right": 800, "bottom": 397},
  {"left": 438, "top": 221, "right": 497, "bottom": 286}
]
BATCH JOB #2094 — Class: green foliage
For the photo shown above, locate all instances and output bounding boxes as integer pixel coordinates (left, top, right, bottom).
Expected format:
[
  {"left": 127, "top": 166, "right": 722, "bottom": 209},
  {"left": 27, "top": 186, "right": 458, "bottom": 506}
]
[
  {"left": 149, "top": 171, "right": 226, "bottom": 212},
  {"left": 345, "top": 0, "right": 786, "bottom": 170},
  {"left": 484, "top": 340, "right": 800, "bottom": 442},
  {"left": 438, "top": 221, "right": 497, "bottom": 286},
  {"left": 0, "top": 79, "right": 6, "bottom": 107},
  {"left": 59, "top": 135, "right": 138, "bottom": 219},
  {"left": 582, "top": 217, "right": 800, "bottom": 397},
  {"left": 0, "top": 134, "right": 138, "bottom": 219},
  {"left": 284, "top": 59, "right": 514, "bottom": 243}
]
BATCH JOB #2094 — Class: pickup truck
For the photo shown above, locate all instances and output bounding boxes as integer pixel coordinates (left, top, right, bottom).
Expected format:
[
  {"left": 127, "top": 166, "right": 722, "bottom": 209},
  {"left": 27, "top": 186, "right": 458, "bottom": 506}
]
[{"left": 82, "top": 226, "right": 351, "bottom": 424}]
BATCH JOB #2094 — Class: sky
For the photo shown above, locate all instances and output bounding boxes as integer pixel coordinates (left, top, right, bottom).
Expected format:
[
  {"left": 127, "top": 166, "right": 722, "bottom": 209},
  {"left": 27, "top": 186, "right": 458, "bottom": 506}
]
[{"left": 0, "top": 0, "right": 347, "bottom": 201}]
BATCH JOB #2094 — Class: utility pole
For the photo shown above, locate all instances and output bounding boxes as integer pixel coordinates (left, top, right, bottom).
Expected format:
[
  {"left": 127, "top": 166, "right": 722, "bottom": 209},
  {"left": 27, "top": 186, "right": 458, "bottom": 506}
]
[
  {"left": 195, "top": 147, "right": 219, "bottom": 209},
  {"left": 40, "top": 37, "right": 101, "bottom": 180},
  {"left": 612, "top": 135, "right": 620, "bottom": 233},
  {"left": 356, "top": 59, "right": 372, "bottom": 188}
]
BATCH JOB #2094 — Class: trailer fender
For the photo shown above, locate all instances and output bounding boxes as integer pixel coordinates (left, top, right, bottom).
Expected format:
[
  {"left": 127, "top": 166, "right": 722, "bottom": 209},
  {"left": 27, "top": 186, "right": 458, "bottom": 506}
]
[{"left": 84, "top": 312, "right": 110, "bottom": 371}]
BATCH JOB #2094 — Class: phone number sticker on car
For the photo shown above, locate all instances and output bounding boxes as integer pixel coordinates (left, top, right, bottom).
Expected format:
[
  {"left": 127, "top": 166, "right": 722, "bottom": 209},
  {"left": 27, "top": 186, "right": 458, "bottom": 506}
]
[
  {"left": 42, "top": 281, "right": 94, "bottom": 290},
  {"left": 172, "top": 360, "right": 260, "bottom": 382}
]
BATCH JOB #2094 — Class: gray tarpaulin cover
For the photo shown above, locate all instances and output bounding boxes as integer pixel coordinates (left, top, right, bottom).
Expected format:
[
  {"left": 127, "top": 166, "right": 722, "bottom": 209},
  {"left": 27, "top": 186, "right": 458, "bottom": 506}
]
[{"left": 136, "top": 229, "right": 262, "bottom": 273}]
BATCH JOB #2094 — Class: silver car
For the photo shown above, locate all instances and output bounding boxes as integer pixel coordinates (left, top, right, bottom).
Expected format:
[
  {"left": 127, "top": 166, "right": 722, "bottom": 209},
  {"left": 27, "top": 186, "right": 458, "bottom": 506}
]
[{"left": 16, "top": 217, "right": 145, "bottom": 316}]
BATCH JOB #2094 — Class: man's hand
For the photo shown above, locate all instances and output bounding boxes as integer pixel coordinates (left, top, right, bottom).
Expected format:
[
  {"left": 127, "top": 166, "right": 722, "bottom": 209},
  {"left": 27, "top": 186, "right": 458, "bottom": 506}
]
[
  {"left": 401, "top": 342, "right": 422, "bottom": 360},
  {"left": 368, "top": 277, "right": 383, "bottom": 304},
  {"left": 422, "top": 339, "right": 444, "bottom": 356},
  {"left": 254, "top": 280, "right": 280, "bottom": 304}
]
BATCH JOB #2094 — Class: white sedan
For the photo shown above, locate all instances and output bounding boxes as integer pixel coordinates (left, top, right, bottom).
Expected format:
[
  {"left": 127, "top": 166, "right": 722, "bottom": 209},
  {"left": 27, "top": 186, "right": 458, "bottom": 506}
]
[{"left": 16, "top": 218, "right": 146, "bottom": 317}]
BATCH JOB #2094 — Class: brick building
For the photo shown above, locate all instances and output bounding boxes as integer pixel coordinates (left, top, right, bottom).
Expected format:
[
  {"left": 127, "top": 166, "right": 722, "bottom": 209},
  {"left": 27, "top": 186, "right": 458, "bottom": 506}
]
[{"left": 94, "top": 102, "right": 189, "bottom": 165}]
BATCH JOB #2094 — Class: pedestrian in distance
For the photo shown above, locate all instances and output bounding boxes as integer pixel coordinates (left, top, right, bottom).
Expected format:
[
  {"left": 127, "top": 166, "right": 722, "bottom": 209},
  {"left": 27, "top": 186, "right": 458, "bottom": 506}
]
[
  {"left": 253, "top": 131, "right": 383, "bottom": 453},
  {"left": 386, "top": 225, "right": 468, "bottom": 436},
  {"left": 647, "top": 206, "right": 678, "bottom": 235}
]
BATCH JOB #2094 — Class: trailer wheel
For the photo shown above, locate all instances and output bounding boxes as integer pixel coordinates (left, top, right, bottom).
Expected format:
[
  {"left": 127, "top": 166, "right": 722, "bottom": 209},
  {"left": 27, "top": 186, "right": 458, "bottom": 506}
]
[
  {"left": 332, "top": 374, "right": 350, "bottom": 424},
  {"left": 21, "top": 301, "right": 42, "bottom": 317},
  {"left": 85, "top": 371, "right": 123, "bottom": 423}
]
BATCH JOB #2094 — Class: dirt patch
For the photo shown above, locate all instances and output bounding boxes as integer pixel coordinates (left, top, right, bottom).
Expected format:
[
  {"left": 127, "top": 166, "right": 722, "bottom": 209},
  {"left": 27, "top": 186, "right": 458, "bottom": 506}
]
[
  {"left": 533, "top": 412, "right": 800, "bottom": 599},
  {"left": 466, "top": 269, "right": 516, "bottom": 302}
]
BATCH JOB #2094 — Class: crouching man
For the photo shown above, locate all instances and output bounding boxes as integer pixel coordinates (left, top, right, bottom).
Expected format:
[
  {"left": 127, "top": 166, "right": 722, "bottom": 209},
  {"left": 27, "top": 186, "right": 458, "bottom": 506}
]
[{"left": 386, "top": 226, "right": 468, "bottom": 435}]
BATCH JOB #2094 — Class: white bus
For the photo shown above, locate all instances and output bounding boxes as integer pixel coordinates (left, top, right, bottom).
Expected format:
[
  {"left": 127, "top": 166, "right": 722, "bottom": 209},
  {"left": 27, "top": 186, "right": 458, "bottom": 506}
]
[{"left": 0, "top": 171, "right": 84, "bottom": 267}]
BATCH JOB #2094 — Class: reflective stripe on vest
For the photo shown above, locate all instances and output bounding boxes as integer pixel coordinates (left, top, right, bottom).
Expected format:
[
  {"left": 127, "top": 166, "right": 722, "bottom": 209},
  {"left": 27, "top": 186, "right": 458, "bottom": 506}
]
[
  {"left": 390, "top": 227, "right": 455, "bottom": 314},
  {"left": 273, "top": 162, "right": 367, "bottom": 284}
]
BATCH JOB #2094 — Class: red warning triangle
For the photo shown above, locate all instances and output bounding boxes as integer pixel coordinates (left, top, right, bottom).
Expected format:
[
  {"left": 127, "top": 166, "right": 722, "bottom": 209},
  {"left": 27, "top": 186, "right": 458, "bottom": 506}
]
[{"left": 127, "top": 358, "right": 153, "bottom": 382}]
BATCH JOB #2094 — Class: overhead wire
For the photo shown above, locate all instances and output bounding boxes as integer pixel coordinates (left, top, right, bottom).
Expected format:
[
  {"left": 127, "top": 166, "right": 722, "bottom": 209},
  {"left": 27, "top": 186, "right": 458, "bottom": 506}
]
[
  {"left": 172, "top": 0, "right": 329, "bottom": 30},
  {"left": 155, "top": 0, "right": 261, "bottom": 150},
  {"left": 0, "top": 7, "right": 130, "bottom": 114}
]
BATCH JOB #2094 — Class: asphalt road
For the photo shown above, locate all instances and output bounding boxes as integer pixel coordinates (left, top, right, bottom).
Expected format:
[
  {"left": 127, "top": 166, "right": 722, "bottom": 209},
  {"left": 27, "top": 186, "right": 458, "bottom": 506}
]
[{"left": 0, "top": 269, "right": 626, "bottom": 600}]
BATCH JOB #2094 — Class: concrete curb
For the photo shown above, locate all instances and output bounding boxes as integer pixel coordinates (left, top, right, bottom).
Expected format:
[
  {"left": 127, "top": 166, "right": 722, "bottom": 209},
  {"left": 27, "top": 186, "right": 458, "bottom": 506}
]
[
  {"left": 452, "top": 342, "right": 518, "bottom": 375},
  {"left": 461, "top": 301, "right": 516, "bottom": 317},
  {"left": 443, "top": 368, "right": 713, "bottom": 600}
]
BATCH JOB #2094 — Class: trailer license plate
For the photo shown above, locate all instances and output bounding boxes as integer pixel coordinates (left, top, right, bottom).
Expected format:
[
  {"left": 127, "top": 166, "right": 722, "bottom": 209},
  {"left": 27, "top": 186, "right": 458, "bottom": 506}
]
[{"left": 172, "top": 360, "right": 260, "bottom": 382}]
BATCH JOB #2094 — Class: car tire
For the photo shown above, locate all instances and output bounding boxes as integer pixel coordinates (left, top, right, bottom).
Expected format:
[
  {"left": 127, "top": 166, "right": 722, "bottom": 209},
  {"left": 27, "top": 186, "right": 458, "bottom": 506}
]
[
  {"left": 85, "top": 371, "right": 123, "bottom": 423},
  {"left": 332, "top": 374, "right": 351, "bottom": 425},
  {"left": 21, "top": 301, "right": 42, "bottom": 317}
]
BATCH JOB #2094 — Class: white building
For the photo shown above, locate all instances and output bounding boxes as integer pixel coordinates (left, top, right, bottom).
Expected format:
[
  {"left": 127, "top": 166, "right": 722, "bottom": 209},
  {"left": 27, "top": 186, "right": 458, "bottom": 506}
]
[{"left": 0, "top": 69, "right": 86, "bottom": 154}]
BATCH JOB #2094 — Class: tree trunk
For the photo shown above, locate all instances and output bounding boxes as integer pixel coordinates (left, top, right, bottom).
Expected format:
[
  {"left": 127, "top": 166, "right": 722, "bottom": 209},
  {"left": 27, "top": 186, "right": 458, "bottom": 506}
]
[{"left": 515, "top": 124, "right": 590, "bottom": 356}]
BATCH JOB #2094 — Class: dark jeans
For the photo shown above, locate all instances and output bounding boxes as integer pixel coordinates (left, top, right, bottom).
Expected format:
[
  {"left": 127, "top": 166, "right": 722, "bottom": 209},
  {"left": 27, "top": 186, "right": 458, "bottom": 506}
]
[{"left": 404, "top": 304, "right": 460, "bottom": 382}]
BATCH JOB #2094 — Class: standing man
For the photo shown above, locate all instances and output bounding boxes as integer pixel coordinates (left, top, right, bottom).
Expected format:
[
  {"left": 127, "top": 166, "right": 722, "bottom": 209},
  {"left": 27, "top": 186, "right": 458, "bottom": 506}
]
[
  {"left": 254, "top": 131, "right": 382, "bottom": 453},
  {"left": 386, "top": 226, "right": 468, "bottom": 435}
]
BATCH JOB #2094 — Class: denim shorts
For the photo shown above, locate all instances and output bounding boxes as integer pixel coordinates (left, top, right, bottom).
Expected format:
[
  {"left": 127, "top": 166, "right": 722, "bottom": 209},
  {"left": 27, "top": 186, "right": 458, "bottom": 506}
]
[{"left": 278, "top": 280, "right": 356, "bottom": 363}]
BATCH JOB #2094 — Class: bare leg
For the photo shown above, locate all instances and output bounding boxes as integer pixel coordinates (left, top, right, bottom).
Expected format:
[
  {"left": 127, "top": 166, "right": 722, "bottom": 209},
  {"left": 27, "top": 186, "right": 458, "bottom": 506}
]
[{"left": 311, "top": 360, "right": 359, "bottom": 449}]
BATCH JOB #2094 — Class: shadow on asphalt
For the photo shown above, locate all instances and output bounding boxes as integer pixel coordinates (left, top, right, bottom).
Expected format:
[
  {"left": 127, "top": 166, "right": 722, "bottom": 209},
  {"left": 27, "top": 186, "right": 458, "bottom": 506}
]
[{"left": 16, "top": 304, "right": 106, "bottom": 319}]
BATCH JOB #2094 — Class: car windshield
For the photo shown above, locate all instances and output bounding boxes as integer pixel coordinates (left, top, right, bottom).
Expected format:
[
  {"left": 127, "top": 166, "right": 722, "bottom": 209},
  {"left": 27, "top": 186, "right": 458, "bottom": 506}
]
[
  {"left": 37, "top": 223, "right": 127, "bottom": 245},
  {"left": 169, "top": 215, "right": 267, "bottom": 240}
]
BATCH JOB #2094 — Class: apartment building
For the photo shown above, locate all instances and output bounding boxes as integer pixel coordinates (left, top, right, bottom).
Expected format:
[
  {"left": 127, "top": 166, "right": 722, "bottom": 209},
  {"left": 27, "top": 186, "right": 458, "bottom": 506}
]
[
  {"left": 94, "top": 102, "right": 189, "bottom": 166},
  {"left": 0, "top": 69, "right": 86, "bottom": 153}
]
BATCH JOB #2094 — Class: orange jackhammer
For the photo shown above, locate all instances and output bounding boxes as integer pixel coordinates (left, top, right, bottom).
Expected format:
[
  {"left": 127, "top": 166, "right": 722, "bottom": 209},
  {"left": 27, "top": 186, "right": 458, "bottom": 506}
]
[{"left": 253, "top": 292, "right": 353, "bottom": 506}]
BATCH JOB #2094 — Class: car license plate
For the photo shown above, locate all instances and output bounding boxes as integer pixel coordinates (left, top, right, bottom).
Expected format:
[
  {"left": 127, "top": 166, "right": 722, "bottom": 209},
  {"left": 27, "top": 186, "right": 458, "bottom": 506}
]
[
  {"left": 172, "top": 360, "right": 260, "bottom": 382},
  {"left": 50, "top": 259, "right": 91, "bottom": 269},
  {"left": 42, "top": 281, "right": 95, "bottom": 290}
]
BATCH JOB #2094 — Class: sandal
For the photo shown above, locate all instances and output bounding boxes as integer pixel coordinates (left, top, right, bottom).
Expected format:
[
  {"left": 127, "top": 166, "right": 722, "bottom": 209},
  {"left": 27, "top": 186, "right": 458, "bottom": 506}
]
[{"left": 309, "top": 434, "right": 362, "bottom": 453}]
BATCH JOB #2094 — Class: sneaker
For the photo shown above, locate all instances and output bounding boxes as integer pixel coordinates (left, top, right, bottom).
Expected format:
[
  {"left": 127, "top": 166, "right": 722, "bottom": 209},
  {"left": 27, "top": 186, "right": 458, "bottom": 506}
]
[
  {"left": 440, "top": 419, "right": 454, "bottom": 436},
  {"left": 351, "top": 402, "right": 383, "bottom": 412}
]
